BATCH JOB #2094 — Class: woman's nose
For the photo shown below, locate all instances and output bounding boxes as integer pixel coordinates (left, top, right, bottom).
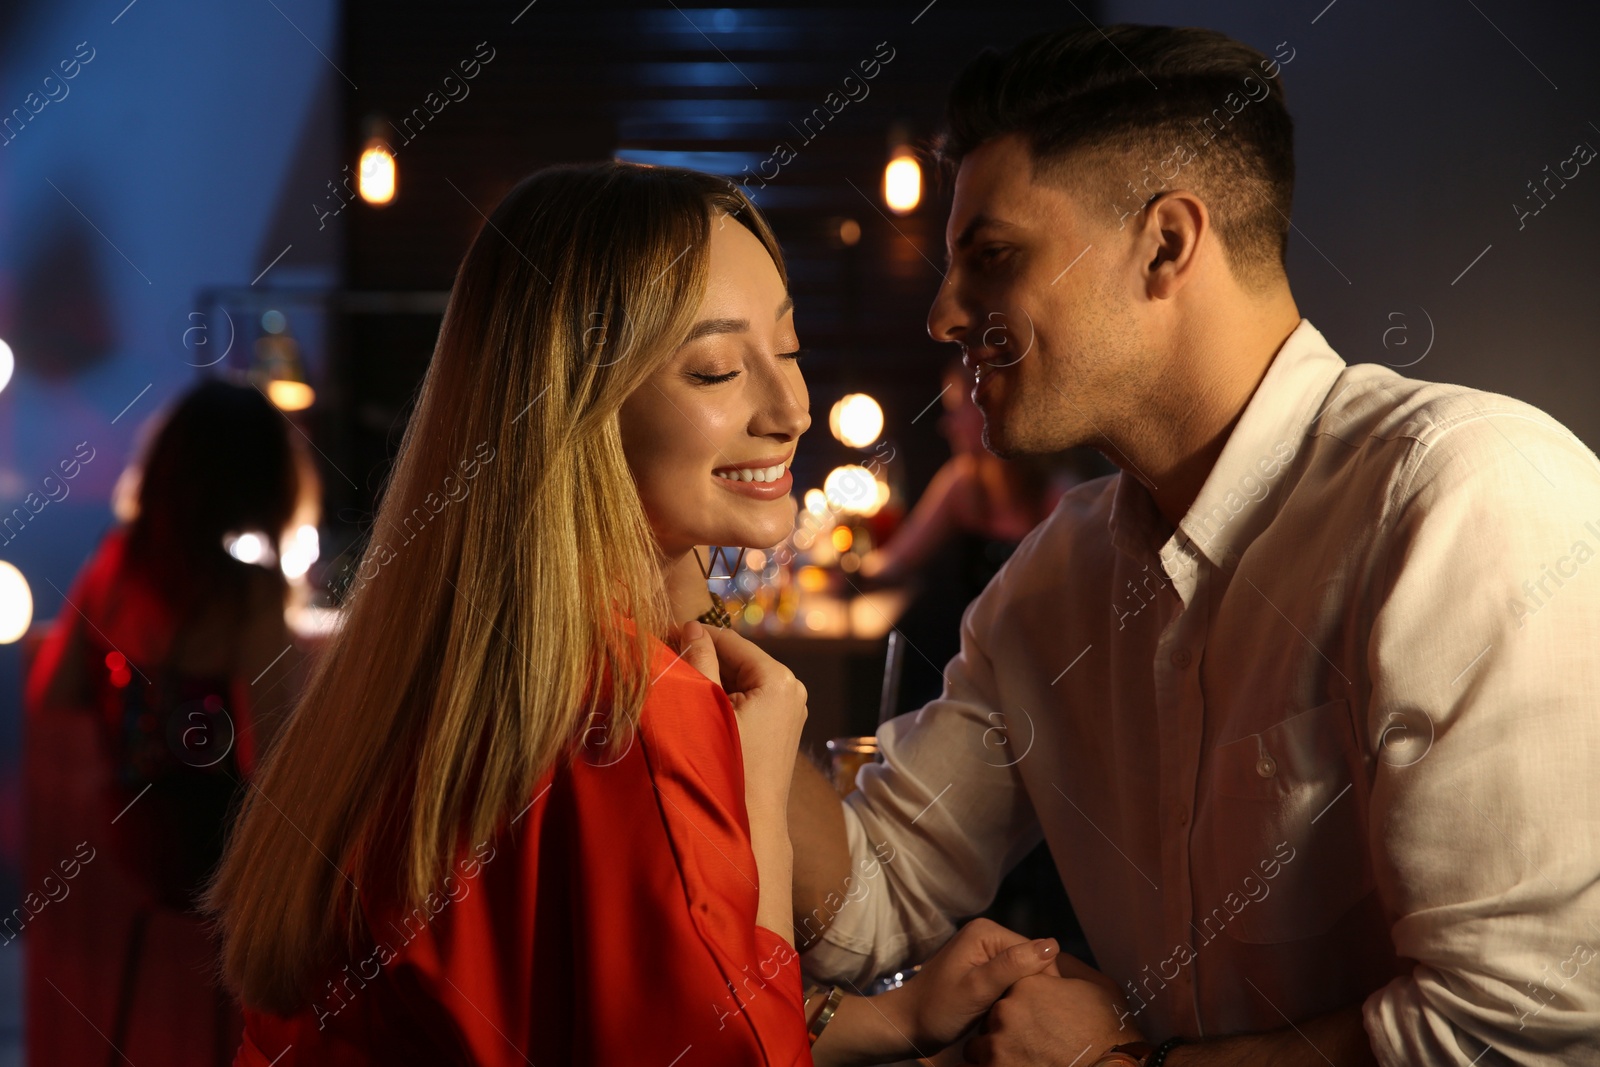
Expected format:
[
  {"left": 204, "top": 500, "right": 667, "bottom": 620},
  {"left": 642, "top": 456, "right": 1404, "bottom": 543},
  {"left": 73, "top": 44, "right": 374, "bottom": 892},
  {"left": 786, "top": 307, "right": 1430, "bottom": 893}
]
[{"left": 758, "top": 368, "right": 810, "bottom": 441}]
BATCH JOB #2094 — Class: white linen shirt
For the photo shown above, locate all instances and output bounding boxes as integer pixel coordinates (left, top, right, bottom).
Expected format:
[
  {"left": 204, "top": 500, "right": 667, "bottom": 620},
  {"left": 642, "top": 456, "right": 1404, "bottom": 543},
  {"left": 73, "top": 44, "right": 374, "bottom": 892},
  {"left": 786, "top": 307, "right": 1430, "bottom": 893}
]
[{"left": 800, "top": 319, "right": 1600, "bottom": 1065}]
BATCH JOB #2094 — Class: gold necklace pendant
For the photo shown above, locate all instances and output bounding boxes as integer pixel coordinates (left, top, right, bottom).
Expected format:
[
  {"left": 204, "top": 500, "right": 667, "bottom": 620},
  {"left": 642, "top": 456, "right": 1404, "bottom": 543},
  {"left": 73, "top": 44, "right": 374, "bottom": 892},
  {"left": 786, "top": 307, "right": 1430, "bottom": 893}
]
[{"left": 696, "top": 590, "right": 733, "bottom": 628}]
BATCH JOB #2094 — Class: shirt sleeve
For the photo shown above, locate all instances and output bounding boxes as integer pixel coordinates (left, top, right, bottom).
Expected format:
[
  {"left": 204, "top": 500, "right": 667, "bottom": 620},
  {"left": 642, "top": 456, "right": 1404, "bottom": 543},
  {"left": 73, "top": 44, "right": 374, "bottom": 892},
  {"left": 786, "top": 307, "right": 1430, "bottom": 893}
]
[
  {"left": 1361, "top": 404, "right": 1600, "bottom": 1066},
  {"left": 801, "top": 560, "right": 1044, "bottom": 987}
]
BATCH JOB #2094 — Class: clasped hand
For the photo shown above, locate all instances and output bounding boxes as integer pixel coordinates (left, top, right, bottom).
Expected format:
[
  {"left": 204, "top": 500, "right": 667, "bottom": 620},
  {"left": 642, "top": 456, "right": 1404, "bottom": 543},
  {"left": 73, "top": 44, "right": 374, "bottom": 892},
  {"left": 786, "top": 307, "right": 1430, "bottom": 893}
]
[{"left": 876, "top": 918, "right": 1141, "bottom": 1066}]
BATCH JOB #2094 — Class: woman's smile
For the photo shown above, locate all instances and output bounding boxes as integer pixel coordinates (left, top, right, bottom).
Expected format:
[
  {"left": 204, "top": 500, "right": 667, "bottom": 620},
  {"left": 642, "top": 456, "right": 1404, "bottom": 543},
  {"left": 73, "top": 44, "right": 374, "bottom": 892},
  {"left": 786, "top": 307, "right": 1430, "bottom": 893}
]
[{"left": 711, "top": 452, "right": 794, "bottom": 499}]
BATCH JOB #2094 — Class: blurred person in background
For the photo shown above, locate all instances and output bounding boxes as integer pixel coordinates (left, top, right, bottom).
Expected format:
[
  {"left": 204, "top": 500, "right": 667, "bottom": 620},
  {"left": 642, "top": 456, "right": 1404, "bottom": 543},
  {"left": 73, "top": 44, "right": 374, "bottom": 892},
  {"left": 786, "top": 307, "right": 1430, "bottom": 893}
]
[
  {"left": 23, "top": 377, "right": 318, "bottom": 1066},
  {"left": 860, "top": 359, "right": 1098, "bottom": 589},
  {"left": 860, "top": 358, "right": 1108, "bottom": 720}
]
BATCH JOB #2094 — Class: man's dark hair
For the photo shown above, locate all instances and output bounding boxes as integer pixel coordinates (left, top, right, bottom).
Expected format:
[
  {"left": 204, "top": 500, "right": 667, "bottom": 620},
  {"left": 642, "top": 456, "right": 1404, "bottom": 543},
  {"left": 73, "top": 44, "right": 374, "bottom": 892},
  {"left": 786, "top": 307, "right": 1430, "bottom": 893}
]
[{"left": 936, "top": 24, "right": 1296, "bottom": 292}]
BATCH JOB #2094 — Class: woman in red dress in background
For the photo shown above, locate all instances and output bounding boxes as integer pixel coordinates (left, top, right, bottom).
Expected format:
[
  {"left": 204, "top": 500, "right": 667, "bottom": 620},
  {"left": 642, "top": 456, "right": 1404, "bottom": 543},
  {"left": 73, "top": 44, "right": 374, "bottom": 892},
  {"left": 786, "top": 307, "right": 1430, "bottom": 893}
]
[
  {"left": 24, "top": 380, "right": 316, "bottom": 1067},
  {"left": 205, "top": 162, "right": 1064, "bottom": 1066}
]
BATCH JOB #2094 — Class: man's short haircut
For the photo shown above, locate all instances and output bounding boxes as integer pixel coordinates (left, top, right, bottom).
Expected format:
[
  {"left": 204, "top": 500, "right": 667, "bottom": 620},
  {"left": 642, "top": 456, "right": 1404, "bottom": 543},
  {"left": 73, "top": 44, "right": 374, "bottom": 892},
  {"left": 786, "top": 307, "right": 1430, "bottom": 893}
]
[{"left": 935, "top": 24, "right": 1296, "bottom": 292}]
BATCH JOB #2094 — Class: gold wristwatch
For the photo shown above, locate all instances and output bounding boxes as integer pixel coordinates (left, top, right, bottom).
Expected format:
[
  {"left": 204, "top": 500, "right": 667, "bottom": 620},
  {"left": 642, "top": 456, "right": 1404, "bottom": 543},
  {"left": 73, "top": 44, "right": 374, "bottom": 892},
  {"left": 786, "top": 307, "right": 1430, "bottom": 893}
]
[{"left": 1092, "top": 1042, "right": 1155, "bottom": 1066}]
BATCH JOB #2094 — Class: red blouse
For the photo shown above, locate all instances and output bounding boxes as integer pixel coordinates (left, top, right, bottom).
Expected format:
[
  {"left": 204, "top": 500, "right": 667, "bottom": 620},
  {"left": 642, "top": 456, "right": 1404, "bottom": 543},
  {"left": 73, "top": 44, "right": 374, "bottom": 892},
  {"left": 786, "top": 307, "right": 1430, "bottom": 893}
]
[{"left": 237, "top": 635, "right": 813, "bottom": 1066}]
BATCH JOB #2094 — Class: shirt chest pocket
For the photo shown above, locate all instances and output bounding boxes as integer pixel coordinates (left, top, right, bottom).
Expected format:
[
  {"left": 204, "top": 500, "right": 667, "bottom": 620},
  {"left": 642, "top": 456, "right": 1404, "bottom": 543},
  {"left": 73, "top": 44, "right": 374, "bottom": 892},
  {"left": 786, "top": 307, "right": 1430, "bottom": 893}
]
[{"left": 1205, "top": 698, "right": 1374, "bottom": 944}]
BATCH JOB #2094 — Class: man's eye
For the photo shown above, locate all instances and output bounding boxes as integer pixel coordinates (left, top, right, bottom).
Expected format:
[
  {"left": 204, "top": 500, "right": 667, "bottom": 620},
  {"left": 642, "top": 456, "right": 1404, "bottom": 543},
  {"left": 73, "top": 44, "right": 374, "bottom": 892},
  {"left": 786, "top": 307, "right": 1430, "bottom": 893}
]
[
  {"left": 977, "top": 245, "right": 1009, "bottom": 265},
  {"left": 780, "top": 348, "right": 808, "bottom": 362},
  {"left": 688, "top": 369, "right": 740, "bottom": 385}
]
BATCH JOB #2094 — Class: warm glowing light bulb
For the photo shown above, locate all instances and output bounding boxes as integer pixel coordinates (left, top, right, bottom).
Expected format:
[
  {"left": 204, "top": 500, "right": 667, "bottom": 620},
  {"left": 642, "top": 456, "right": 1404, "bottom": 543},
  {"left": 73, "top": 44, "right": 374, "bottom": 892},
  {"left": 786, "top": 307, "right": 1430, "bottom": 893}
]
[
  {"left": 829, "top": 393, "right": 884, "bottom": 449},
  {"left": 280, "top": 523, "right": 320, "bottom": 579},
  {"left": 227, "top": 532, "right": 265, "bottom": 565},
  {"left": 267, "top": 379, "right": 315, "bottom": 411},
  {"left": 884, "top": 154, "right": 921, "bottom": 214},
  {"left": 824, "top": 465, "right": 876, "bottom": 513},
  {"left": 797, "top": 566, "right": 828, "bottom": 593},
  {"left": 359, "top": 142, "right": 397, "bottom": 205},
  {"left": 0, "top": 560, "right": 33, "bottom": 644}
]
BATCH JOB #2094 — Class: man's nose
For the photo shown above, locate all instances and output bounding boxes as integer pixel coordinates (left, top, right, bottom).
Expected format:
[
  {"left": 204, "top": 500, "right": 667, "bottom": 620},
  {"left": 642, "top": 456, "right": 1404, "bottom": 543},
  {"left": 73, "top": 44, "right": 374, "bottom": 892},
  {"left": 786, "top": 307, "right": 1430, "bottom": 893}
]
[{"left": 926, "top": 275, "right": 968, "bottom": 345}]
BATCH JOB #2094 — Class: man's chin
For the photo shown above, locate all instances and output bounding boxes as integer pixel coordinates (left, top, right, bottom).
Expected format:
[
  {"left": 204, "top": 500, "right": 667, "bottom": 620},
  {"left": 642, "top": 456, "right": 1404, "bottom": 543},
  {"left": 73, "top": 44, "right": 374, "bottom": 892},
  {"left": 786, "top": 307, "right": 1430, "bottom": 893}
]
[
  {"left": 980, "top": 415, "right": 1028, "bottom": 459},
  {"left": 982, "top": 403, "right": 1083, "bottom": 458}
]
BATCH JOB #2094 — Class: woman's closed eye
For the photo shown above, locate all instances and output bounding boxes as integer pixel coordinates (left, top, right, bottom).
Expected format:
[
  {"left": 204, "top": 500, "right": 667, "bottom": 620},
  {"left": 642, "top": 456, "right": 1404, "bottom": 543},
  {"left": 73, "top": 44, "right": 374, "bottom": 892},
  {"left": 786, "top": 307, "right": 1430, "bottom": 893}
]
[
  {"left": 686, "top": 348, "right": 806, "bottom": 386},
  {"left": 687, "top": 367, "right": 740, "bottom": 385}
]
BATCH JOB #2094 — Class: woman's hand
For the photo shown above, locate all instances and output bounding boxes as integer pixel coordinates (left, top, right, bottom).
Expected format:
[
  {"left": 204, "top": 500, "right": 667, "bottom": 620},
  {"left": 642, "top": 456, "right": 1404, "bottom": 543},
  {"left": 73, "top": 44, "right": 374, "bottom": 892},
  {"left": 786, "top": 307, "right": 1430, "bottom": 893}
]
[
  {"left": 679, "top": 621, "right": 808, "bottom": 821},
  {"left": 810, "top": 918, "right": 1065, "bottom": 1067},
  {"left": 881, "top": 918, "right": 1062, "bottom": 1050}
]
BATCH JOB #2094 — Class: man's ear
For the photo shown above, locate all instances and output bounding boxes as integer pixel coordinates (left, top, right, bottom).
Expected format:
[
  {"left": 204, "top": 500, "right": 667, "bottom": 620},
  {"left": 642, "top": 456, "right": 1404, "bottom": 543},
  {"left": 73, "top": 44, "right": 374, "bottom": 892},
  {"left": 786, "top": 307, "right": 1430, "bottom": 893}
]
[{"left": 1142, "top": 190, "right": 1208, "bottom": 300}]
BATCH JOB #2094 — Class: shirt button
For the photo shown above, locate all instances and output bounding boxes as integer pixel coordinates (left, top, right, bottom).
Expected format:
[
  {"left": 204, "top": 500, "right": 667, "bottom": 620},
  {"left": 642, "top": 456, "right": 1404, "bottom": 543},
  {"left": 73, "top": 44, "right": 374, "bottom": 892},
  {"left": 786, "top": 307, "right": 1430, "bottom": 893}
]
[
  {"left": 1256, "top": 756, "right": 1277, "bottom": 778},
  {"left": 1178, "top": 807, "right": 1190, "bottom": 827},
  {"left": 1170, "top": 649, "right": 1191, "bottom": 668}
]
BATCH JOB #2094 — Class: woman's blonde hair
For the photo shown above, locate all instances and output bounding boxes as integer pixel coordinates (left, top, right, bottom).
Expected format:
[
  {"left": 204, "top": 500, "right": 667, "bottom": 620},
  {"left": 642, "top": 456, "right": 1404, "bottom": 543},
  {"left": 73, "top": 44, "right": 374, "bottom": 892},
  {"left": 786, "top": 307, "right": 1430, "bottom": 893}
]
[{"left": 204, "top": 162, "right": 787, "bottom": 1013}]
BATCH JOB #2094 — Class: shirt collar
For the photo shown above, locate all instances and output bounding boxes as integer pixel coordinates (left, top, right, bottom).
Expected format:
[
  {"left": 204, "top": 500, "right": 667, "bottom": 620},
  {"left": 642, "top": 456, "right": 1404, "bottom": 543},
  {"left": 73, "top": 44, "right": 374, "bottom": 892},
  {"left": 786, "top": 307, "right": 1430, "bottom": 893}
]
[{"left": 1108, "top": 318, "right": 1347, "bottom": 571}]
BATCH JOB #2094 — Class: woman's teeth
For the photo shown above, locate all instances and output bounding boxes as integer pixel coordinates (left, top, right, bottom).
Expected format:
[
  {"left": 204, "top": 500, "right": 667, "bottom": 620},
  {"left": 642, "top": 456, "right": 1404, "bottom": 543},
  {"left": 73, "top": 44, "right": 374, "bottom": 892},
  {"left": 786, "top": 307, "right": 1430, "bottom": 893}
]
[{"left": 714, "top": 463, "right": 787, "bottom": 483}]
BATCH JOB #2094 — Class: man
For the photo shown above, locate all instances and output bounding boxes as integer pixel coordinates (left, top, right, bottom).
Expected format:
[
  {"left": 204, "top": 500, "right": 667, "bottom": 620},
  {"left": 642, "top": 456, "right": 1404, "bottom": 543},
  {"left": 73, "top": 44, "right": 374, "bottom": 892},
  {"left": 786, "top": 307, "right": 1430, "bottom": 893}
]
[{"left": 786, "top": 23, "right": 1600, "bottom": 1067}]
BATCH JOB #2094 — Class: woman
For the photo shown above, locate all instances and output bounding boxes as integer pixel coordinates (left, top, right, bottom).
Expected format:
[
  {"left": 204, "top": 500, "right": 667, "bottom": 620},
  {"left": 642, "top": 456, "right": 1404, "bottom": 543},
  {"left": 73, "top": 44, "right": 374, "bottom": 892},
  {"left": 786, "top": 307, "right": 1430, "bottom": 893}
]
[
  {"left": 206, "top": 162, "right": 1064, "bottom": 1066},
  {"left": 25, "top": 379, "right": 316, "bottom": 1066}
]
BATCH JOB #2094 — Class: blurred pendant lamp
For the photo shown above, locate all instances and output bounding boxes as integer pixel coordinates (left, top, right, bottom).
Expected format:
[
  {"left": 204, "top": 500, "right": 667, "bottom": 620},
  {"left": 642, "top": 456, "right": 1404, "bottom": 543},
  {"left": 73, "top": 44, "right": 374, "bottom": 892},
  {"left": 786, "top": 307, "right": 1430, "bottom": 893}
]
[
  {"left": 359, "top": 116, "right": 397, "bottom": 206},
  {"left": 253, "top": 309, "right": 314, "bottom": 411},
  {"left": 882, "top": 122, "right": 922, "bottom": 216}
]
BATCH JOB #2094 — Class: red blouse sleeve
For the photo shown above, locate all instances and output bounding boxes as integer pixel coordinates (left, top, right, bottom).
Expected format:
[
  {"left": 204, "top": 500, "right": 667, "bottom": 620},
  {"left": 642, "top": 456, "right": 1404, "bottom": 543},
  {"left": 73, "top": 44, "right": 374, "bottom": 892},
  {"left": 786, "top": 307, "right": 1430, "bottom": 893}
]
[{"left": 626, "top": 643, "right": 814, "bottom": 1067}]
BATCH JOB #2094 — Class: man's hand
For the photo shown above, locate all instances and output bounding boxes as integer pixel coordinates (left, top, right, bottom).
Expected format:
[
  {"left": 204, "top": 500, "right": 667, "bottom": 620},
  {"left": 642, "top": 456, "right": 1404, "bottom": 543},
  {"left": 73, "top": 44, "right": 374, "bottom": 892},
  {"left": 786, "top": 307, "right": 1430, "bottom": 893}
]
[
  {"left": 880, "top": 918, "right": 1065, "bottom": 1049},
  {"left": 960, "top": 962, "right": 1141, "bottom": 1066}
]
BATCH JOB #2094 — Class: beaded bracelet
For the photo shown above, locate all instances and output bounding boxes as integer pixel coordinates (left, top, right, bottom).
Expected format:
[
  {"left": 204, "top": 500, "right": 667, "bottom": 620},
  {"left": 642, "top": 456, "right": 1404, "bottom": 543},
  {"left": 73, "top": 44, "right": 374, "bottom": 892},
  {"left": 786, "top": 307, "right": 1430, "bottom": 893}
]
[{"left": 1147, "top": 1035, "right": 1185, "bottom": 1066}]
